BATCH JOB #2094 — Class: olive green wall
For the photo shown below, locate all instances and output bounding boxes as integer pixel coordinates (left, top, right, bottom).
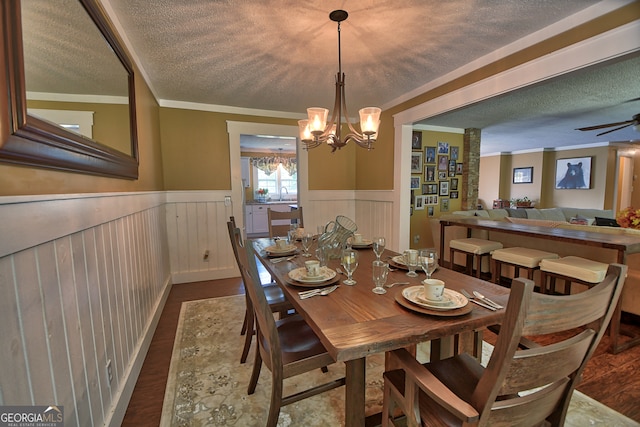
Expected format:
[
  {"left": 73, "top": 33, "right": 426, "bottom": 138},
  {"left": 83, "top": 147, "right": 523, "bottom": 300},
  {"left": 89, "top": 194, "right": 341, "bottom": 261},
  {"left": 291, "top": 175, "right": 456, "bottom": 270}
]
[{"left": 0, "top": 71, "right": 164, "bottom": 196}]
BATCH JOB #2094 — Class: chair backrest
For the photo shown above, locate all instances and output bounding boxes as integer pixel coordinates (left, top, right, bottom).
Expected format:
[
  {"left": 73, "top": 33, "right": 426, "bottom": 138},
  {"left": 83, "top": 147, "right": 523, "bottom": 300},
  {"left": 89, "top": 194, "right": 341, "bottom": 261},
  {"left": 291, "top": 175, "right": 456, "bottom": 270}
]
[
  {"left": 268, "top": 207, "right": 304, "bottom": 238},
  {"left": 474, "top": 263, "right": 626, "bottom": 426},
  {"left": 236, "top": 234, "right": 283, "bottom": 372}
]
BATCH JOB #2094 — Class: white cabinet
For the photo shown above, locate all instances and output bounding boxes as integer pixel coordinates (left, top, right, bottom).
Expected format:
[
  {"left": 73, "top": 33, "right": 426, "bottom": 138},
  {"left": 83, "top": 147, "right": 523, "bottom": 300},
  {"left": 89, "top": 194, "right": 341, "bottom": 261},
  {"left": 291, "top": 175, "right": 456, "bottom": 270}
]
[
  {"left": 251, "top": 204, "right": 269, "bottom": 233},
  {"left": 244, "top": 205, "right": 253, "bottom": 234},
  {"left": 240, "top": 157, "right": 251, "bottom": 187},
  {"left": 245, "top": 203, "right": 297, "bottom": 235}
]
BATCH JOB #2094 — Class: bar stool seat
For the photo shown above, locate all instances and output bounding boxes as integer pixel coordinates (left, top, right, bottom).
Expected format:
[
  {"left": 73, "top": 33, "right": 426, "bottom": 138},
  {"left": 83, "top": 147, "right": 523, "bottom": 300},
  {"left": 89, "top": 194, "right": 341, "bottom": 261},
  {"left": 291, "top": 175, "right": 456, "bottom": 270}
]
[
  {"left": 449, "top": 238, "right": 503, "bottom": 278},
  {"left": 492, "top": 247, "right": 559, "bottom": 287},
  {"left": 539, "top": 256, "right": 608, "bottom": 294}
]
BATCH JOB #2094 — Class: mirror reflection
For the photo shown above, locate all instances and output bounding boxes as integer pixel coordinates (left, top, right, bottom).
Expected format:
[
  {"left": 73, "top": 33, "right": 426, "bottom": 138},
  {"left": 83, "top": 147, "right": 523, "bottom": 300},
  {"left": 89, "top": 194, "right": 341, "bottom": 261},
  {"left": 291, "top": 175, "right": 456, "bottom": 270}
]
[{"left": 21, "top": 0, "right": 132, "bottom": 156}]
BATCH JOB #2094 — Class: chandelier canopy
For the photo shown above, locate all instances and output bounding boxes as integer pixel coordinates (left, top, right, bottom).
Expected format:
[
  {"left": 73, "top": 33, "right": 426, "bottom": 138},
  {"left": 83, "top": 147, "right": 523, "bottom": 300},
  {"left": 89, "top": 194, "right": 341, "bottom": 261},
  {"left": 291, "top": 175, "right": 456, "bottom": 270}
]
[{"left": 299, "top": 10, "right": 381, "bottom": 152}]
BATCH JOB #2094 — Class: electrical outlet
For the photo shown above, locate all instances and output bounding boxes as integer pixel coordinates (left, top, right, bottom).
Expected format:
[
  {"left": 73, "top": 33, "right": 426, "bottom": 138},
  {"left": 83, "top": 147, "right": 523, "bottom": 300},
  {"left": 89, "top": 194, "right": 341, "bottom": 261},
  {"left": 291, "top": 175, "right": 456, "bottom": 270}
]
[
  {"left": 413, "top": 235, "right": 420, "bottom": 244},
  {"left": 106, "top": 359, "right": 113, "bottom": 384},
  {"left": 224, "top": 196, "right": 231, "bottom": 206},
  {"left": 203, "top": 250, "right": 210, "bottom": 261}
]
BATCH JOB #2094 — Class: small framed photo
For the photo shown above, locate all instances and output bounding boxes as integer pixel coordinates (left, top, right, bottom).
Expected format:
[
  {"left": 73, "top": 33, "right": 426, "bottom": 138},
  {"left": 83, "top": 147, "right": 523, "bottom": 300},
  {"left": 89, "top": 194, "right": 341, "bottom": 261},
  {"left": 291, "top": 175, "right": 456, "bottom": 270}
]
[
  {"left": 450, "top": 191, "right": 459, "bottom": 199},
  {"left": 448, "top": 160, "right": 456, "bottom": 173},
  {"left": 440, "top": 198, "right": 450, "bottom": 212},
  {"left": 415, "top": 195, "right": 425, "bottom": 210},
  {"left": 438, "top": 141, "right": 449, "bottom": 154},
  {"left": 427, "top": 206, "right": 434, "bottom": 216},
  {"left": 412, "top": 131, "right": 423, "bottom": 150},
  {"left": 450, "top": 177, "right": 458, "bottom": 190},
  {"left": 456, "top": 163, "right": 464, "bottom": 175},
  {"left": 439, "top": 180, "right": 449, "bottom": 196},
  {"left": 438, "top": 171, "right": 447, "bottom": 180},
  {"left": 513, "top": 166, "right": 533, "bottom": 184},
  {"left": 410, "top": 175, "right": 421, "bottom": 189},
  {"left": 424, "top": 165, "right": 436, "bottom": 182},
  {"left": 411, "top": 152, "right": 423, "bottom": 173},
  {"left": 438, "top": 155, "right": 449, "bottom": 171},
  {"left": 450, "top": 146, "right": 459, "bottom": 160},
  {"left": 425, "top": 146, "right": 436, "bottom": 163}
]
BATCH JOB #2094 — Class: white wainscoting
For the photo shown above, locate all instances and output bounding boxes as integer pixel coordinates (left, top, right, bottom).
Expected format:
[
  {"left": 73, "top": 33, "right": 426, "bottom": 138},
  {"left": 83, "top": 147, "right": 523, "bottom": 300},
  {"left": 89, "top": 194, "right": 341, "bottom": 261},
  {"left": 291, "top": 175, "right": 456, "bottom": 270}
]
[
  {"left": 0, "top": 192, "right": 171, "bottom": 427},
  {"left": 165, "top": 191, "right": 238, "bottom": 284}
]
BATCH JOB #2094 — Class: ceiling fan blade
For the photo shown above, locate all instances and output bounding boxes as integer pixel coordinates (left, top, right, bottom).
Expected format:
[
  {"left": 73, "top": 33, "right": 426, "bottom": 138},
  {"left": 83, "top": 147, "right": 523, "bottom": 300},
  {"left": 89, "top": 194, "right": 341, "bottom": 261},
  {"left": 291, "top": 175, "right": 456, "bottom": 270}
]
[
  {"left": 596, "top": 122, "right": 635, "bottom": 136},
  {"left": 576, "top": 120, "right": 633, "bottom": 131}
]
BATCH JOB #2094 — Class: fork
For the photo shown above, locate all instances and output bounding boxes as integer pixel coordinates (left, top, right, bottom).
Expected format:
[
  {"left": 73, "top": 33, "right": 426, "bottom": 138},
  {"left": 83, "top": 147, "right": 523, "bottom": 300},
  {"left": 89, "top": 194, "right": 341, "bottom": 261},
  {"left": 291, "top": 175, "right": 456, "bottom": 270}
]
[
  {"left": 460, "top": 289, "right": 497, "bottom": 311},
  {"left": 299, "top": 285, "right": 339, "bottom": 299}
]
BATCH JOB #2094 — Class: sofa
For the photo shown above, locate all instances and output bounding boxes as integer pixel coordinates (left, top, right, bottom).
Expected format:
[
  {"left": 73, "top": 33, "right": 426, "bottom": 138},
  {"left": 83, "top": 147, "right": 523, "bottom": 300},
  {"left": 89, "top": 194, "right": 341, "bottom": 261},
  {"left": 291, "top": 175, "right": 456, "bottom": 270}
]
[{"left": 430, "top": 207, "right": 640, "bottom": 316}]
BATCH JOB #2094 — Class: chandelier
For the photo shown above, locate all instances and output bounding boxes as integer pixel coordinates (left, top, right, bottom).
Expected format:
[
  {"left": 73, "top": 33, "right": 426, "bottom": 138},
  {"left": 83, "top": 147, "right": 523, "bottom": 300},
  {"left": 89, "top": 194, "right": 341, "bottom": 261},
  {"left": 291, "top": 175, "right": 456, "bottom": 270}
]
[{"left": 298, "top": 10, "right": 381, "bottom": 152}]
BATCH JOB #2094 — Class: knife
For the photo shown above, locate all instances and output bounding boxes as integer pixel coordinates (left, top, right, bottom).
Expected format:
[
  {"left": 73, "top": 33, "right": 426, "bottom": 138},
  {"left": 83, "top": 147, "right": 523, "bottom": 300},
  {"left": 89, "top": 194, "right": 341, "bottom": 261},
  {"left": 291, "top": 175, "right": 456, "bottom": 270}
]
[{"left": 468, "top": 298, "right": 497, "bottom": 311}]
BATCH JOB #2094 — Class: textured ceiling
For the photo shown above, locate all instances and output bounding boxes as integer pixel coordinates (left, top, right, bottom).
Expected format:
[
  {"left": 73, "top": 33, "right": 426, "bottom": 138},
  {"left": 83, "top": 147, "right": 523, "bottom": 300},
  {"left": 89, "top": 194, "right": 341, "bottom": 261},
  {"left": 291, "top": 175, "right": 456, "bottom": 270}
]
[{"left": 22, "top": 0, "right": 640, "bottom": 154}]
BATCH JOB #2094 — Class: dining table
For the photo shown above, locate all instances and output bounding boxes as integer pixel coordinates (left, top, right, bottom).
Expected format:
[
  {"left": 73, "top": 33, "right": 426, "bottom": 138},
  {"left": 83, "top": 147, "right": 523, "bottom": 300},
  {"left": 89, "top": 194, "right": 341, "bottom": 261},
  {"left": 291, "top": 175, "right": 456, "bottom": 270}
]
[{"left": 252, "top": 237, "right": 510, "bottom": 427}]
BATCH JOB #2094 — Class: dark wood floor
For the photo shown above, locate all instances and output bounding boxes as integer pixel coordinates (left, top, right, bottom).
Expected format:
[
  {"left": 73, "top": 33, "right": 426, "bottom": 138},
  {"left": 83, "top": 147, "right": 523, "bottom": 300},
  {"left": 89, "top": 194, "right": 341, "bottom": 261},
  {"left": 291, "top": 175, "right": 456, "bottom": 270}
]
[{"left": 122, "top": 277, "right": 640, "bottom": 426}]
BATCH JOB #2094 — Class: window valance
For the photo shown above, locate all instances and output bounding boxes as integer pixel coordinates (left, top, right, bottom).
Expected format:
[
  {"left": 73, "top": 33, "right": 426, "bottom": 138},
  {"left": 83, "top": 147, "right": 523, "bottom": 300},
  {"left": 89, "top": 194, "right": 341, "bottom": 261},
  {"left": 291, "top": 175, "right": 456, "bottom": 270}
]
[{"left": 251, "top": 156, "right": 297, "bottom": 176}]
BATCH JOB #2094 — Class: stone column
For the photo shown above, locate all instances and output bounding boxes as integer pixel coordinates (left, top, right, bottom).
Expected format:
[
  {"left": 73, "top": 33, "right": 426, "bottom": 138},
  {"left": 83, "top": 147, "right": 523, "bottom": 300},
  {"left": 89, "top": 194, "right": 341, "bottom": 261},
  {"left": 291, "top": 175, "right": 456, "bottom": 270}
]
[{"left": 463, "top": 128, "right": 481, "bottom": 210}]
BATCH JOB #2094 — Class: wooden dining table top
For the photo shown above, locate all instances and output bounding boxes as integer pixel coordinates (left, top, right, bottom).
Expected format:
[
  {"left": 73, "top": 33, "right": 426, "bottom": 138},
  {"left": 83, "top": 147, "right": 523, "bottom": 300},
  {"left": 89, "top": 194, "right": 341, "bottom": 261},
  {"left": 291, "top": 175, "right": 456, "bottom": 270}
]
[{"left": 252, "top": 237, "right": 509, "bottom": 363}]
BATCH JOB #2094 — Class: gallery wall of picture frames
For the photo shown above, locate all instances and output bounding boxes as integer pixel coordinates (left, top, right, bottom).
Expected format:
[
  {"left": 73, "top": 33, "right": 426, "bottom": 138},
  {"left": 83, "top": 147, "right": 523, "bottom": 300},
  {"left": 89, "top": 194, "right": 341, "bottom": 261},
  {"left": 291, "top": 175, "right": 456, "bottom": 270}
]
[{"left": 411, "top": 132, "right": 464, "bottom": 216}]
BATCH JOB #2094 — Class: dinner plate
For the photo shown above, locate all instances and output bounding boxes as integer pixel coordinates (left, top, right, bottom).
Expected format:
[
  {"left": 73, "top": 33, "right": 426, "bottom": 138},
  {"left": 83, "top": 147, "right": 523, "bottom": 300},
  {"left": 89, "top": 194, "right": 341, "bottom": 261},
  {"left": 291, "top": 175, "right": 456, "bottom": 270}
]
[
  {"left": 265, "top": 244, "right": 297, "bottom": 255},
  {"left": 288, "top": 266, "right": 337, "bottom": 284},
  {"left": 351, "top": 239, "right": 373, "bottom": 248},
  {"left": 402, "top": 286, "right": 468, "bottom": 311},
  {"left": 389, "top": 255, "right": 439, "bottom": 273},
  {"left": 394, "top": 292, "right": 472, "bottom": 317}
]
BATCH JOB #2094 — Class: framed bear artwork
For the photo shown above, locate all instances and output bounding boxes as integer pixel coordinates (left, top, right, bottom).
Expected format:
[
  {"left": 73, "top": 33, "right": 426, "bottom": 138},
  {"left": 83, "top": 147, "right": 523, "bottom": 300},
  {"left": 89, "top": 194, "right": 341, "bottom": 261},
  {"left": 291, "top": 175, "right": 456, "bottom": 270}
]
[{"left": 555, "top": 157, "right": 592, "bottom": 189}]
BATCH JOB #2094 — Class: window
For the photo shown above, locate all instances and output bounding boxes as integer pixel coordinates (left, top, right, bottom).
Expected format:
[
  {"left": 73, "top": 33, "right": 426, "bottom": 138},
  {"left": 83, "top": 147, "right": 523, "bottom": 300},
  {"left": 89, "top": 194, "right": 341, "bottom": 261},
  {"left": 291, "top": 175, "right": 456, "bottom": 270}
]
[{"left": 255, "top": 164, "right": 297, "bottom": 200}]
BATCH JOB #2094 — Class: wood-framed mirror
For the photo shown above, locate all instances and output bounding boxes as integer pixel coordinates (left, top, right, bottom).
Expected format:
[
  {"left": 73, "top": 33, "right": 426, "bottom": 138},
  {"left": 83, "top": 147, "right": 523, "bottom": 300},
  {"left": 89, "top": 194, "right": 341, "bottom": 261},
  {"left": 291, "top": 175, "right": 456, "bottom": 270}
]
[{"left": 0, "top": 0, "right": 139, "bottom": 179}]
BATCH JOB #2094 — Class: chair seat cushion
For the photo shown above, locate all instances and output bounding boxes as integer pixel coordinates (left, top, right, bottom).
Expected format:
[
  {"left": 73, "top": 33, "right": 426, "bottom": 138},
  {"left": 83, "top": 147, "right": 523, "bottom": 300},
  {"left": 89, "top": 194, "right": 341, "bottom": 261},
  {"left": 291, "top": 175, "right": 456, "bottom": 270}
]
[
  {"left": 450, "top": 238, "right": 503, "bottom": 254},
  {"left": 492, "top": 247, "right": 559, "bottom": 268},
  {"left": 539, "top": 256, "right": 608, "bottom": 283}
]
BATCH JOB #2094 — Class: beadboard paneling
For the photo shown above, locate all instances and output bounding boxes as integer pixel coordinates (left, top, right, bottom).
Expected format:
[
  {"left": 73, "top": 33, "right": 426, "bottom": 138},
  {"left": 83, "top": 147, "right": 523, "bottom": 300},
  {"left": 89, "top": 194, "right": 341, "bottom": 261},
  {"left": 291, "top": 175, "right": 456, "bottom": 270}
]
[
  {"left": 0, "top": 193, "right": 171, "bottom": 427},
  {"left": 165, "top": 191, "right": 237, "bottom": 284}
]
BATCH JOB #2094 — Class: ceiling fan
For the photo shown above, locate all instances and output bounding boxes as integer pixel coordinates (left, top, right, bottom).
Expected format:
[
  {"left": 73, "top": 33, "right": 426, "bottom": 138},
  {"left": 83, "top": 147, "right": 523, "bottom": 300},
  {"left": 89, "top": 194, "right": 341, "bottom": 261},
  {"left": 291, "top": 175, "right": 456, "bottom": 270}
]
[
  {"left": 576, "top": 97, "right": 640, "bottom": 136},
  {"left": 576, "top": 113, "right": 640, "bottom": 136}
]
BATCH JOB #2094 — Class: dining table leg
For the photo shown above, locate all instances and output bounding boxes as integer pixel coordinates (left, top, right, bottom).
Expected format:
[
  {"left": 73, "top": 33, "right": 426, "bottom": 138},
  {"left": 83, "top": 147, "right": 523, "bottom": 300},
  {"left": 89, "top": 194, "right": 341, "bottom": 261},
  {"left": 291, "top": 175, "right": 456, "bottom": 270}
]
[{"left": 345, "top": 357, "right": 366, "bottom": 427}]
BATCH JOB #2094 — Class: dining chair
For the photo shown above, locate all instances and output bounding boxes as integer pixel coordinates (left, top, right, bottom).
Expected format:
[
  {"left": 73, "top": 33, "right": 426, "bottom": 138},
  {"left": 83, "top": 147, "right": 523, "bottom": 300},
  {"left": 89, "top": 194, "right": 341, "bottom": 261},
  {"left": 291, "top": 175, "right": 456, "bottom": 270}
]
[
  {"left": 239, "top": 238, "right": 345, "bottom": 427},
  {"left": 267, "top": 206, "right": 304, "bottom": 238},
  {"left": 227, "top": 219, "right": 292, "bottom": 364},
  {"left": 381, "top": 263, "right": 627, "bottom": 427}
]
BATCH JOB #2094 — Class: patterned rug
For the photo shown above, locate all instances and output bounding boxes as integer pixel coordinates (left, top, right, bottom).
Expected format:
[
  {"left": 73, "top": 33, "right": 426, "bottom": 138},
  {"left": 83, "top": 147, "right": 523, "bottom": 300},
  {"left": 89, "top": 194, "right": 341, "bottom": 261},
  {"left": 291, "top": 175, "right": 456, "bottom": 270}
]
[{"left": 160, "top": 295, "right": 639, "bottom": 426}]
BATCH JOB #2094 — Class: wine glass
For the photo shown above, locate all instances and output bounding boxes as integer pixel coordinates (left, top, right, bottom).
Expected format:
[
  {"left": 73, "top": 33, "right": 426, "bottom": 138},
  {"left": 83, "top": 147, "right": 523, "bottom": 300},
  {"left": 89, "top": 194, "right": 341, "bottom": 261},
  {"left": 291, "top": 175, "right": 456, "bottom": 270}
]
[
  {"left": 403, "top": 249, "right": 419, "bottom": 277},
  {"left": 301, "top": 232, "right": 313, "bottom": 257},
  {"left": 372, "top": 261, "right": 389, "bottom": 294},
  {"left": 372, "top": 236, "right": 386, "bottom": 261},
  {"left": 419, "top": 249, "right": 438, "bottom": 280},
  {"left": 341, "top": 247, "right": 359, "bottom": 286}
]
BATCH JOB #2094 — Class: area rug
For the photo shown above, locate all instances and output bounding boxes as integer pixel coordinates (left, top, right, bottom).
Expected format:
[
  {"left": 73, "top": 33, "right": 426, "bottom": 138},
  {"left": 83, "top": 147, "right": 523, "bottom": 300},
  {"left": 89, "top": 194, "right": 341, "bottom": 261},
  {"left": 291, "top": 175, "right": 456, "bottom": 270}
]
[{"left": 160, "top": 295, "right": 639, "bottom": 427}]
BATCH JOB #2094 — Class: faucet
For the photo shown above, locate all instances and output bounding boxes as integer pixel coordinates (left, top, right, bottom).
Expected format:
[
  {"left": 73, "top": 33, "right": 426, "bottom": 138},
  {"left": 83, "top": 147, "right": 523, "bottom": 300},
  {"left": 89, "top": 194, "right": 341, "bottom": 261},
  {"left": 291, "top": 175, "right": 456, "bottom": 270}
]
[{"left": 280, "top": 186, "right": 288, "bottom": 201}]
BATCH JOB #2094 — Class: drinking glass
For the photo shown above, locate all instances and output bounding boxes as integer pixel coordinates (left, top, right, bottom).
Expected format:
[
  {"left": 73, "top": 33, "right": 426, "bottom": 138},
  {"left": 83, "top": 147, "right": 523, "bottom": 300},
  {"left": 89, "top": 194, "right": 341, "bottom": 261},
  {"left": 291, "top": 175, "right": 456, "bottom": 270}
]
[
  {"left": 341, "top": 247, "right": 359, "bottom": 285},
  {"left": 372, "top": 236, "right": 386, "bottom": 261},
  {"left": 419, "top": 249, "right": 438, "bottom": 280},
  {"left": 315, "top": 247, "right": 327, "bottom": 267},
  {"left": 372, "top": 261, "right": 389, "bottom": 294},
  {"left": 288, "top": 223, "right": 298, "bottom": 244},
  {"left": 301, "top": 232, "right": 313, "bottom": 257},
  {"left": 403, "top": 249, "right": 419, "bottom": 277}
]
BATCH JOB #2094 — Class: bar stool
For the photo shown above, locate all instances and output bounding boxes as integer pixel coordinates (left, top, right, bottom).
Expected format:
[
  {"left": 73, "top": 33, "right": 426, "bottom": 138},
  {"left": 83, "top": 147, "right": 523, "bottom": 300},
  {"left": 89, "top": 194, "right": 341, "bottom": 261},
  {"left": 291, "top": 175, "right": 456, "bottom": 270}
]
[
  {"left": 539, "top": 256, "right": 608, "bottom": 295},
  {"left": 449, "top": 238, "right": 503, "bottom": 279},
  {"left": 492, "top": 247, "right": 559, "bottom": 288}
]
